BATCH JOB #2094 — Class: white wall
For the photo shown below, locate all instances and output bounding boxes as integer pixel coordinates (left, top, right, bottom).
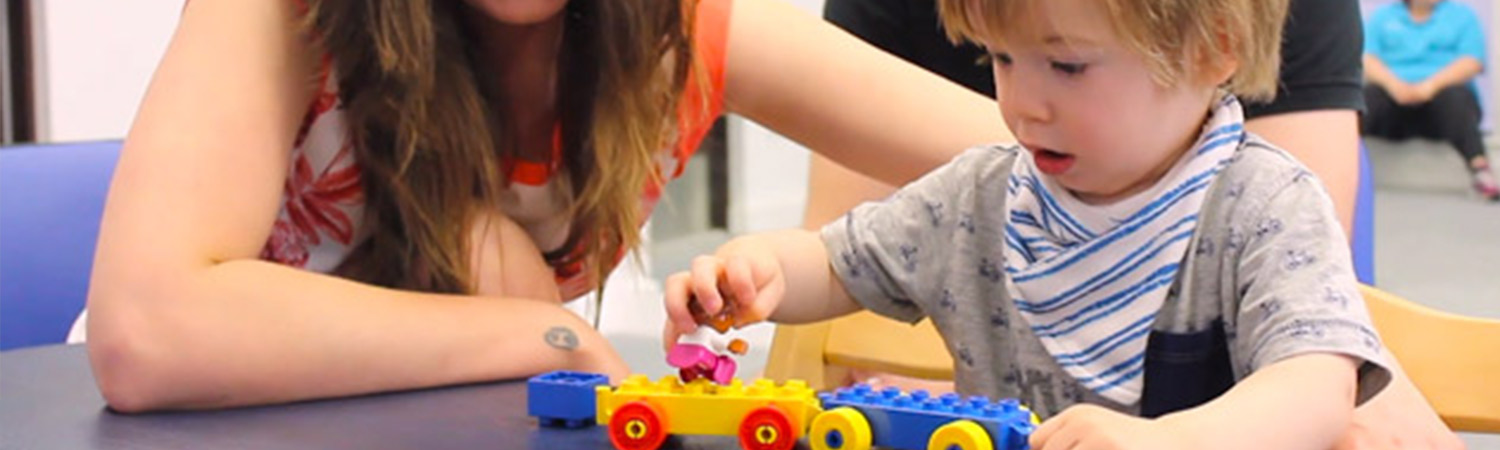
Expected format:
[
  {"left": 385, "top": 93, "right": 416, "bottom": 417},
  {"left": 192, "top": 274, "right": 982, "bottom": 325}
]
[
  {"left": 1459, "top": 0, "right": 1496, "bottom": 131},
  {"left": 28, "top": 1, "right": 180, "bottom": 142},
  {"left": 1492, "top": 0, "right": 1499, "bottom": 133},
  {"left": 725, "top": 0, "right": 823, "bottom": 234},
  {"left": 726, "top": 118, "right": 813, "bottom": 232}
]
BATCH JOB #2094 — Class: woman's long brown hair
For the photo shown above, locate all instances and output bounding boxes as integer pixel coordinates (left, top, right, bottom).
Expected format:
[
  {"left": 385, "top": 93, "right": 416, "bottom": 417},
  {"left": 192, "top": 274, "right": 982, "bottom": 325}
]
[{"left": 304, "top": 0, "right": 697, "bottom": 295}]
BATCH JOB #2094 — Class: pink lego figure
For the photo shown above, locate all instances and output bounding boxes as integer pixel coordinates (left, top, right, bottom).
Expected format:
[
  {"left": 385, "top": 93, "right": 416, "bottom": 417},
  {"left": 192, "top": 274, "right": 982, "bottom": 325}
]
[{"left": 666, "top": 304, "right": 748, "bottom": 384}]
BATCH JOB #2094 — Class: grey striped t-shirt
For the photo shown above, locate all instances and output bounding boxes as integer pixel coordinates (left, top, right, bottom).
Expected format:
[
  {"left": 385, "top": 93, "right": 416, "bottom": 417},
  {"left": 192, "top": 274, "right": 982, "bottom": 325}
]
[{"left": 822, "top": 139, "right": 1391, "bottom": 418}]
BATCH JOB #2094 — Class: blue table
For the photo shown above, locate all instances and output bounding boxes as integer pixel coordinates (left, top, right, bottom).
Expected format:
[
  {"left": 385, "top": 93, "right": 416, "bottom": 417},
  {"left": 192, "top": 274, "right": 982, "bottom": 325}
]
[{"left": 0, "top": 345, "right": 757, "bottom": 449}]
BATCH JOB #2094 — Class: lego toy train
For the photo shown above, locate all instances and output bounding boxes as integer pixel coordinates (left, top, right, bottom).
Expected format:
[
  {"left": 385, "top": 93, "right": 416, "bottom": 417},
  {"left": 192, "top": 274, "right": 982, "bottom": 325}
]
[{"left": 527, "top": 371, "right": 1038, "bottom": 450}]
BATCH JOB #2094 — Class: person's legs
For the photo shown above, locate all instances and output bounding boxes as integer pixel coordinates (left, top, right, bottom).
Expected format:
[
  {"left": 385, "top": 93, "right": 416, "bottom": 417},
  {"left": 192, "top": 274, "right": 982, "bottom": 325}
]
[
  {"left": 1360, "top": 85, "right": 1415, "bottom": 140},
  {"left": 1417, "top": 85, "right": 1497, "bottom": 201},
  {"left": 1420, "top": 86, "right": 1488, "bottom": 164}
]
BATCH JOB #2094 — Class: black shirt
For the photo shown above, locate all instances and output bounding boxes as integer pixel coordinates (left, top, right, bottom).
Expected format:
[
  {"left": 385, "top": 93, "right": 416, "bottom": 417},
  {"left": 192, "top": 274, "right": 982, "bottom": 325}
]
[{"left": 824, "top": 0, "right": 1366, "bottom": 118}]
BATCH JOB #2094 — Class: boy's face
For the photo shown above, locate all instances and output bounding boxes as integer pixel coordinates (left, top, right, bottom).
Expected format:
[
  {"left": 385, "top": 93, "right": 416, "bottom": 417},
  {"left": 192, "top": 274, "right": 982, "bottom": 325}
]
[{"left": 982, "top": 0, "right": 1221, "bottom": 204}]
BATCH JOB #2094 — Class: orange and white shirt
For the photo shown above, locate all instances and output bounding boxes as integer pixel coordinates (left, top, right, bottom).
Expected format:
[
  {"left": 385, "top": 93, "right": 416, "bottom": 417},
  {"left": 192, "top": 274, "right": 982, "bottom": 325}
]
[{"left": 259, "top": 0, "right": 730, "bottom": 300}]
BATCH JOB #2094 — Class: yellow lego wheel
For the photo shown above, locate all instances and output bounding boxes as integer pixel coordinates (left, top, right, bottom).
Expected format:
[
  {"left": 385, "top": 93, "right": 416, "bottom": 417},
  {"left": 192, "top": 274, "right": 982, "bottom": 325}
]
[
  {"left": 927, "top": 420, "right": 993, "bottom": 450},
  {"left": 809, "top": 407, "right": 872, "bottom": 450},
  {"left": 738, "top": 405, "right": 797, "bottom": 450},
  {"left": 608, "top": 401, "right": 669, "bottom": 450}
]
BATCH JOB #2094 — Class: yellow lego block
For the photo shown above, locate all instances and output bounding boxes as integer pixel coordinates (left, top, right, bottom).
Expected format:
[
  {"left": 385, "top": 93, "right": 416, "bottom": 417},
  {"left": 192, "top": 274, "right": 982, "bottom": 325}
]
[{"left": 596, "top": 374, "right": 823, "bottom": 438}]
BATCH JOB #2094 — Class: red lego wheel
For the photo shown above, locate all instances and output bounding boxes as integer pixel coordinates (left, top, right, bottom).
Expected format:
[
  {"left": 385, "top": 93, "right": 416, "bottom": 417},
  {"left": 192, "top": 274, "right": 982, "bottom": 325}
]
[
  {"left": 738, "top": 405, "right": 797, "bottom": 450},
  {"left": 608, "top": 401, "right": 669, "bottom": 450}
]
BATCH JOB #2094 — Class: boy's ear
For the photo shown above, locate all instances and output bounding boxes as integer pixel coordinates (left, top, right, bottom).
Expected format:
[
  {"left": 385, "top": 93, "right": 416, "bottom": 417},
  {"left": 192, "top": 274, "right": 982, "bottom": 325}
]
[{"left": 1191, "top": 25, "right": 1240, "bottom": 88}]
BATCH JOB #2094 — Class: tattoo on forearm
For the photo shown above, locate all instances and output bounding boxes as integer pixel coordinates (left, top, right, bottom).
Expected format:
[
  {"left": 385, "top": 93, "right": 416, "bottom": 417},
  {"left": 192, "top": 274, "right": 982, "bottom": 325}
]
[{"left": 544, "top": 326, "right": 580, "bottom": 351}]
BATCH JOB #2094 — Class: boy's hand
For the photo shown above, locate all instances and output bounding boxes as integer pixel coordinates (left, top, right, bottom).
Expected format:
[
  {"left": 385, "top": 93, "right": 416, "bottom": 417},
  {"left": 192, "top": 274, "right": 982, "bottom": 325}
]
[
  {"left": 663, "top": 248, "right": 785, "bottom": 344},
  {"left": 1031, "top": 404, "right": 1199, "bottom": 450}
]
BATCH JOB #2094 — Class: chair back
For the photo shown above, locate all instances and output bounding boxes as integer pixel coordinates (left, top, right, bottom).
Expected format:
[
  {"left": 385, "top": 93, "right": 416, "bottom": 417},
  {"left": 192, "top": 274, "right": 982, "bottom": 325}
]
[
  {"left": 0, "top": 141, "right": 122, "bottom": 350},
  {"left": 1359, "top": 285, "right": 1500, "bottom": 432}
]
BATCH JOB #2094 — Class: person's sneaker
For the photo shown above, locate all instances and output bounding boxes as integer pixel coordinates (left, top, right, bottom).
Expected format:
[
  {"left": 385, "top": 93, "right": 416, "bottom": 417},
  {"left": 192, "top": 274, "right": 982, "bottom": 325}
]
[{"left": 1473, "top": 168, "right": 1500, "bottom": 202}]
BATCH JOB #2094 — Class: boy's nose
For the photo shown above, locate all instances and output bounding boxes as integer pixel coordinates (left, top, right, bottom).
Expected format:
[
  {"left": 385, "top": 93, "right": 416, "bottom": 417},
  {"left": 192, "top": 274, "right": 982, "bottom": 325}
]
[{"left": 997, "top": 70, "right": 1052, "bottom": 125}]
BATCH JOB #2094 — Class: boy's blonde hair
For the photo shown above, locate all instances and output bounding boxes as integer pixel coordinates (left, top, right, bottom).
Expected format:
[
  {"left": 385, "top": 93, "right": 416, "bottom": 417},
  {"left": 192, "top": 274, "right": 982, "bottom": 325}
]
[{"left": 937, "top": 0, "right": 1290, "bottom": 101}]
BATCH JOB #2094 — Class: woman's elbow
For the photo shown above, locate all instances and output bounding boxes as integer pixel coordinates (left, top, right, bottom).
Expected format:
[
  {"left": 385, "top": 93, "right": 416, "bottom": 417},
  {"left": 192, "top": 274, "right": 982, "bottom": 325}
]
[
  {"left": 84, "top": 281, "right": 186, "bottom": 413},
  {"left": 88, "top": 336, "right": 166, "bottom": 413}
]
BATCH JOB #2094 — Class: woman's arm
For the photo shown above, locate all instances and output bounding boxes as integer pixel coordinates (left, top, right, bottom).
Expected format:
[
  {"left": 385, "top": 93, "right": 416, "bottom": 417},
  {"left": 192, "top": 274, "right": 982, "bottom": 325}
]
[
  {"left": 722, "top": 0, "right": 1007, "bottom": 188},
  {"left": 1363, "top": 54, "right": 1412, "bottom": 97},
  {"left": 1416, "top": 5, "right": 1488, "bottom": 100},
  {"left": 1414, "top": 56, "right": 1485, "bottom": 100},
  {"left": 87, "top": 0, "right": 624, "bottom": 412}
]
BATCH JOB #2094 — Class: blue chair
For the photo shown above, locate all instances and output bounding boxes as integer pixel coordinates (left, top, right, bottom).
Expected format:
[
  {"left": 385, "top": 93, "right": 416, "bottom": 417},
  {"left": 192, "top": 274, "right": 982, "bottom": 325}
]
[
  {"left": 0, "top": 141, "right": 122, "bottom": 350},
  {"left": 1351, "top": 143, "right": 1376, "bottom": 285}
]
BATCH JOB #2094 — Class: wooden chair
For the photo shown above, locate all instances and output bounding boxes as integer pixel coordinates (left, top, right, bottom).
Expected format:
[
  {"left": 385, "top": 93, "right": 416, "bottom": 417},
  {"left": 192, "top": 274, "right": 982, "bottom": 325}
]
[
  {"left": 764, "top": 310, "right": 952, "bottom": 390},
  {"left": 764, "top": 284, "right": 1500, "bottom": 432},
  {"left": 1359, "top": 284, "right": 1500, "bottom": 432}
]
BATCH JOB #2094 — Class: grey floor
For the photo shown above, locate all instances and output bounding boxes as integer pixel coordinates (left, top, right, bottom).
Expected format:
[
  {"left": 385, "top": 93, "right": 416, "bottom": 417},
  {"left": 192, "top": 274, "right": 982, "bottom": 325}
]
[
  {"left": 1366, "top": 139, "right": 1500, "bottom": 449},
  {"left": 1373, "top": 189, "right": 1500, "bottom": 320},
  {"left": 1375, "top": 187, "right": 1500, "bottom": 449}
]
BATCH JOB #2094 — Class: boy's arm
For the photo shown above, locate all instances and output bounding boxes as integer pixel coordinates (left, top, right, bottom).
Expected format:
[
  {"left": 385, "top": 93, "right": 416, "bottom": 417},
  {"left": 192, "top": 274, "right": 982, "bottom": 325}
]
[
  {"left": 1182, "top": 152, "right": 1390, "bottom": 447},
  {"left": 1032, "top": 354, "right": 1359, "bottom": 450},
  {"left": 664, "top": 228, "right": 862, "bottom": 340},
  {"left": 714, "top": 230, "right": 863, "bottom": 325},
  {"left": 1161, "top": 354, "right": 1359, "bottom": 450},
  {"left": 672, "top": 147, "right": 1011, "bottom": 341}
]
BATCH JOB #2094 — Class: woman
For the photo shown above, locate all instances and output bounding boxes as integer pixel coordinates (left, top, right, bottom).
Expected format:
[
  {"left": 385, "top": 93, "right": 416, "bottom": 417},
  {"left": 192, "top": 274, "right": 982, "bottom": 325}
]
[
  {"left": 84, "top": 0, "right": 1004, "bottom": 411},
  {"left": 1363, "top": 0, "right": 1494, "bottom": 201}
]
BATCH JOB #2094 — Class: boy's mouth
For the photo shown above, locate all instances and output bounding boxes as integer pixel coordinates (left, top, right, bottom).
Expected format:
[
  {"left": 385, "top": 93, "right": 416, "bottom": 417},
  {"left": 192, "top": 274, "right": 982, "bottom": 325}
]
[{"left": 1028, "top": 146, "right": 1076, "bottom": 175}]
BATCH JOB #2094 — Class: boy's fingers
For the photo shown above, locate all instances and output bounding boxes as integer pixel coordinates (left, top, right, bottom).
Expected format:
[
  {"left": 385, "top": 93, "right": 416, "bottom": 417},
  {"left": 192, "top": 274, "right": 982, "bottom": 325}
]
[
  {"left": 690, "top": 256, "right": 726, "bottom": 315},
  {"left": 723, "top": 256, "right": 759, "bottom": 314},
  {"left": 663, "top": 272, "right": 698, "bottom": 333},
  {"left": 1030, "top": 409, "right": 1068, "bottom": 450},
  {"left": 735, "top": 271, "right": 782, "bottom": 328}
]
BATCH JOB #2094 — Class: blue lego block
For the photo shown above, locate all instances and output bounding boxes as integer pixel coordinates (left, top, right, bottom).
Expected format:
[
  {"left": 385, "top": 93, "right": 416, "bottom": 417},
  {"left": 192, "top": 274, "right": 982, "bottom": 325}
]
[
  {"left": 527, "top": 371, "right": 610, "bottom": 428},
  {"left": 819, "top": 384, "right": 1035, "bottom": 450}
]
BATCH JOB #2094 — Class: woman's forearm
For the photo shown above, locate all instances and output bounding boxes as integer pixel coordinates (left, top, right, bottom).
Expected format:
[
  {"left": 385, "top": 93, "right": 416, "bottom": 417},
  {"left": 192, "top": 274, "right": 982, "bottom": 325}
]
[
  {"left": 1362, "top": 55, "right": 1406, "bottom": 91},
  {"left": 87, "top": 259, "right": 624, "bottom": 412},
  {"left": 1418, "top": 56, "right": 1484, "bottom": 92}
]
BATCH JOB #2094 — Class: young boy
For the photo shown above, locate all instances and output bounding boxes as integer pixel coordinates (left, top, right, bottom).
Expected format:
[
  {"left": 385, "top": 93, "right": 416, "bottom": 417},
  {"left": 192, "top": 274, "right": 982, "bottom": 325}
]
[{"left": 664, "top": 0, "right": 1391, "bottom": 448}]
